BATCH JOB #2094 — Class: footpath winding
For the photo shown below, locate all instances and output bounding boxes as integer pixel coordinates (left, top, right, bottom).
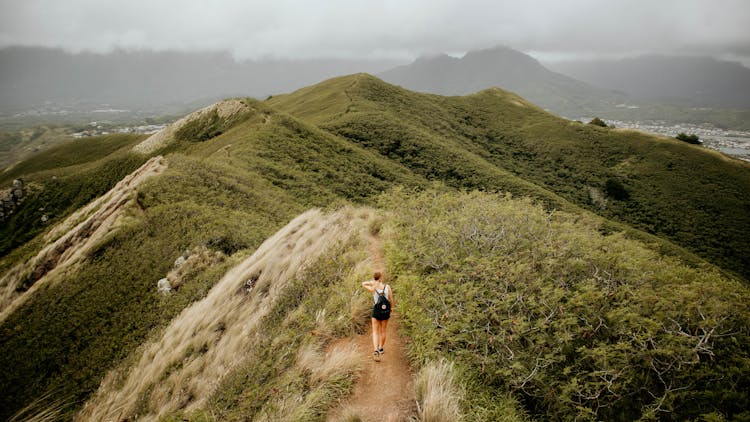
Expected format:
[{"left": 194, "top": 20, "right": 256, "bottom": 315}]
[{"left": 326, "top": 234, "right": 417, "bottom": 421}]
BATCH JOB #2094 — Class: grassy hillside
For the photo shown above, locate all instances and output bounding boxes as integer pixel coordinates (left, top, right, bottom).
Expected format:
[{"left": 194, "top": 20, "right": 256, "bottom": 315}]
[
  {"left": 0, "top": 98, "right": 427, "bottom": 420},
  {"left": 0, "top": 134, "right": 147, "bottom": 267},
  {"left": 0, "top": 74, "right": 748, "bottom": 421},
  {"left": 0, "top": 133, "right": 143, "bottom": 185},
  {"left": 78, "top": 207, "right": 377, "bottom": 421},
  {"left": 269, "top": 74, "right": 750, "bottom": 280}
]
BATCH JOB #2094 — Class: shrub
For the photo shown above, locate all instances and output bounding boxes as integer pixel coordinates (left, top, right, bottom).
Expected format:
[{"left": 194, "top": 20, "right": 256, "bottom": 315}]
[
  {"left": 604, "top": 177, "right": 630, "bottom": 200},
  {"left": 175, "top": 109, "right": 224, "bottom": 142},
  {"left": 205, "top": 234, "right": 249, "bottom": 255},
  {"left": 676, "top": 132, "right": 701, "bottom": 145},
  {"left": 588, "top": 117, "right": 608, "bottom": 127}
]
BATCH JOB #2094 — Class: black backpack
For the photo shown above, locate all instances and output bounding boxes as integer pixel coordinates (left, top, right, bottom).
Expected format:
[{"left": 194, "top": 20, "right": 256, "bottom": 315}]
[{"left": 373, "top": 285, "right": 391, "bottom": 319}]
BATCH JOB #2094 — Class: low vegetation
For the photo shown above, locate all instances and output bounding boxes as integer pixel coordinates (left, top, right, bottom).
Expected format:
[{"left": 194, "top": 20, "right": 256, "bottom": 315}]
[
  {"left": 0, "top": 133, "right": 143, "bottom": 185},
  {"left": 383, "top": 189, "right": 750, "bottom": 421},
  {"left": 0, "top": 126, "right": 80, "bottom": 169},
  {"left": 414, "top": 359, "right": 464, "bottom": 422}
]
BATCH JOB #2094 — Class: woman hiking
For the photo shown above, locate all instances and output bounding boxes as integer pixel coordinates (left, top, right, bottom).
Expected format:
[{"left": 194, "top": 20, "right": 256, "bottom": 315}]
[{"left": 362, "top": 271, "right": 393, "bottom": 362}]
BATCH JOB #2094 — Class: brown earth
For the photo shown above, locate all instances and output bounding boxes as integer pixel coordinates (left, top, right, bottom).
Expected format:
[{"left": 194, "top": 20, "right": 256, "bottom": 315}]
[{"left": 326, "top": 234, "right": 417, "bottom": 422}]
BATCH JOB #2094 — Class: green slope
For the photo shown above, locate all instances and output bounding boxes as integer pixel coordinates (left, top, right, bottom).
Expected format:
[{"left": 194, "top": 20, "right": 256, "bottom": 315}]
[
  {"left": 269, "top": 74, "right": 750, "bottom": 280},
  {"left": 0, "top": 134, "right": 148, "bottom": 266}
]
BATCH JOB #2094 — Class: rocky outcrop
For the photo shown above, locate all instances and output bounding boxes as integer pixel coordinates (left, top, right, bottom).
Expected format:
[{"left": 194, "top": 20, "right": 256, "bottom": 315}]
[
  {"left": 157, "top": 247, "right": 225, "bottom": 295},
  {"left": 157, "top": 278, "right": 171, "bottom": 295},
  {"left": 0, "top": 179, "right": 26, "bottom": 224},
  {"left": 0, "top": 156, "right": 167, "bottom": 323}
]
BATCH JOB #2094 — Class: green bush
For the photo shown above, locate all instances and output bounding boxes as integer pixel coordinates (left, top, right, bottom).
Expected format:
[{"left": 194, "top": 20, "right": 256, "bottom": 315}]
[
  {"left": 383, "top": 189, "right": 750, "bottom": 420},
  {"left": 604, "top": 177, "right": 630, "bottom": 200},
  {"left": 676, "top": 132, "right": 701, "bottom": 145},
  {"left": 588, "top": 117, "right": 608, "bottom": 127}
]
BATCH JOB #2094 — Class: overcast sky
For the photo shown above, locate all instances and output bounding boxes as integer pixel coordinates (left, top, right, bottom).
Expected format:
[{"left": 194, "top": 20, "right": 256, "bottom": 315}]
[{"left": 1, "top": 0, "right": 749, "bottom": 64}]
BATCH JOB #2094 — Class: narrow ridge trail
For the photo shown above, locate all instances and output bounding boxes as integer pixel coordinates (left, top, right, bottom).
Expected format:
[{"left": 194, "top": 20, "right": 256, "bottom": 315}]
[{"left": 327, "top": 234, "right": 417, "bottom": 421}]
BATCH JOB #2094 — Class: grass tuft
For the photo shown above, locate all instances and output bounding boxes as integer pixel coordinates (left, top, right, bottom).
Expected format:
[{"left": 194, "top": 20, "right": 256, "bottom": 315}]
[
  {"left": 8, "top": 390, "right": 72, "bottom": 422},
  {"left": 415, "top": 359, "right": 463, "bottom": 422}
]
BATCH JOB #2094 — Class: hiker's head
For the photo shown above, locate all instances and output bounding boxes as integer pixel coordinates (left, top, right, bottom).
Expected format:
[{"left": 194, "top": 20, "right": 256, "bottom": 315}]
[{"left": 373, "top": 271, "right": 382, "bottom": 282}]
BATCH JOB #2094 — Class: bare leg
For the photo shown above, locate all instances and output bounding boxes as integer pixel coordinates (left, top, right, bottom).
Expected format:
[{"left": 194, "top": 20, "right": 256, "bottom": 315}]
[
  {"left": 379, "top": 319, "right": 389, "bottom": 349},
  {"left": 371, "top": 318, "right": 379, "bottom": 351}
]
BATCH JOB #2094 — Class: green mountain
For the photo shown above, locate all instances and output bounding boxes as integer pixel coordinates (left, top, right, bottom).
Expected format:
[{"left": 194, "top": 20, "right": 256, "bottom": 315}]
[
  {"left": 549, "top": 55, "right": 750, "bottom": 109},
  {"left": 379, "top": 45, "right": 624, "bottom": 117},
  {"left": 378, "top": 46, "right": 750, "bottom": 130},
  {"left": 1, "top": 74, "right": 749, "bottom": 421}
]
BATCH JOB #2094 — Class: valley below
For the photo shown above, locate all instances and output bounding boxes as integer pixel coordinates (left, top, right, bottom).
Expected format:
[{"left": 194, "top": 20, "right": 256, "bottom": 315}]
[{"left": 576, "top": 117, "right": 750, "bottom": 161}]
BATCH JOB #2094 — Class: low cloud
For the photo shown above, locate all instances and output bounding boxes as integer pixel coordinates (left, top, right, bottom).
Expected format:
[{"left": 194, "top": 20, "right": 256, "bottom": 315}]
[{"left": 1, "top": 0, "right": 748, "bottom": 63}]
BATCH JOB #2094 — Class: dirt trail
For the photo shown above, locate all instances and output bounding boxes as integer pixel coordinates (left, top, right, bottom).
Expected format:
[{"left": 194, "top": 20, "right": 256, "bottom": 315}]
[{"left": 327, "top": 235, "right": 417, "bottom": 421}]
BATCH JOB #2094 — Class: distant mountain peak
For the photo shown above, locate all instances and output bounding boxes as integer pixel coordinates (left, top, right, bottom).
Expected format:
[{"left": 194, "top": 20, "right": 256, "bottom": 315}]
[
  {"left": 378, "top": 45, "right": 620, "bottom": 115},
  {"left": 414, "top": 53, "right": 457, "bottom": 63},
  {"left": 463, "top": 45, "right": 538, "bottom": 61},
  {"left": 549, "top": 54, "right": 750, "bottom": 108}
]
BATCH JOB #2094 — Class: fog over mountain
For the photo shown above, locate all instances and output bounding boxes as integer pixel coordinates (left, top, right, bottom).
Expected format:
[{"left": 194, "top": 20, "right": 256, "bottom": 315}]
[
  {"left": 0, "top": 46, "right": 401, "bottom": 111},
  {"left": 548, "top": 55, "right": 750, "bottom": 109},
  {"left": 2, "top": 0, "right": 749, "bottom": 65},
  {"left": 2, "top": 1, "right": 749, "bottom": 117}
]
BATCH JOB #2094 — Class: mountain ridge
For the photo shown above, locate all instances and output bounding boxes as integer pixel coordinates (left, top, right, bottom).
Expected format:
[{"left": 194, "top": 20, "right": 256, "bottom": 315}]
[{"left": 270, "top": 73, "right": 750, "bottom": 279}]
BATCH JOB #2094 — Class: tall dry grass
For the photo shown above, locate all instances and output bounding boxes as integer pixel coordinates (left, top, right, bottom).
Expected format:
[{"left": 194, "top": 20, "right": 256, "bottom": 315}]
[
  {"left": 415, "top": 359, "right": 463, "bottom": 422},
  {"left": 310, "top": 340, "right": 361, "bottom": 385},
  {"left": 259, "top": 338, "right": 362, "bottom": 421},
  {"left": 8, "top": 391, "right": 71, "bottom": 422},
  {"left": 77, "top": 207, "right": 371, "bottom": 421}
]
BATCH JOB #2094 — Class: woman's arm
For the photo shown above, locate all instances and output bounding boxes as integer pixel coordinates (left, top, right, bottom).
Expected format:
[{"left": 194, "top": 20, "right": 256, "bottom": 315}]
[
  {"left": 361, "top": 280, "right": 374, "bottom": 291},
  {"left": 388, "top": 285, "right": 395, "bottom": 308}
]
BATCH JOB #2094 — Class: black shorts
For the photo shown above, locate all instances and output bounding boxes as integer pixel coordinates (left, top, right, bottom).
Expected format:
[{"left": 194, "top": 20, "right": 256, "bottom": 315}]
[{"left": 372, "top": 307, "right": 391, "bottom": 320}]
